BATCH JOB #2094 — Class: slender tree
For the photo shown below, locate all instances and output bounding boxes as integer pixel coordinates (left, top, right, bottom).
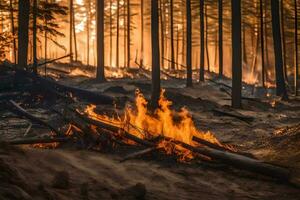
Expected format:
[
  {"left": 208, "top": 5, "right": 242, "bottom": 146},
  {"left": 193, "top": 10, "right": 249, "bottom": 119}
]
[
  {"left": 260, "top": 0, "right": 265, "bottom": 87},
  {"left": 271, "top": 0, "right": 287, "bottom": 99},
  {"left": 116, "top": 0, "right": 120, "bottom": 68},
  {"left": 218, "top": 0, "right": 223, "bottom": 77},
  {"left": 69, "top": 0, "right": 73, "bottom": 63},
  {"left": 199, "top": 0, "right": 205, "bottom": 81},
  {"left": 17, "top": 0, "right": 30, "bottom": 70},
  {"left": 140, "top": 0, "right": 144, "bottom": 67},
  {"left": 280, "top": 0, "right": 288, "bottom": 81},
  {"left": 186, "top": 0, "right": 192, "bottom": 87},
  {"left": 151, "top": 0, "right": 161, "bottom": 109},
  {"left": 87, "top": 0, "right": 91, "bottom": 67},
  {"left": 294, "top": 0, "right": 298, "bottom": 95},
  {"left": 96, "top": 0, "right": 105, "bottom": 81},
  {"left": 170, "top": 0, "right": 175, "bottom": 70},
  {"left": 9, "top": 0, "right": 16, "bottom": 64},
  {"left": 231, "top": 0, "right": 242, "bottom": 108},
  {"left": 127, "top": 0, "right": 131, "bottom": 67},
  {"left": 110, "top": 0, "right": 113, "bottom": 67},
  {"left": 205, "top": 3, "right": 209, "bottom": 72},
  {"left": 32, "top": 0, "right": 38, "bottom": 74}
]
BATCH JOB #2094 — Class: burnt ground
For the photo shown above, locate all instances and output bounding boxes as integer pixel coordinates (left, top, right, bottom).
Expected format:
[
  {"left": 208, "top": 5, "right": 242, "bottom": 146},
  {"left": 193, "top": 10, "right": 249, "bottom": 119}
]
[{"left": 0, "top": 66, "right": 300, "bottom": 200}]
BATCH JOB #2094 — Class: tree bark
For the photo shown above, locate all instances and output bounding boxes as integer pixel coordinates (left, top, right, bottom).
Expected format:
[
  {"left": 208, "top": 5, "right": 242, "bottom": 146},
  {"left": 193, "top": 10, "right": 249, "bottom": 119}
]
[
  {"left": 69, "top": 0, "right": 73, "bottom": 63},
  {"left": 199, "top": 0, "right": 205, "bottom": 81},
  {"left": 186, "top": 0, "right": 192, "bottom": 87},
  {"left": 151, "top": 0, "right": 161, "bottom": 109},
  {"left": 110, "top": 0, "right": 113, "bottom": 67},
  {"left": 10, "top": 0, "right": 16, "bottom": 65},
  {"left": 116, "top": 0, "right": 120, "bottom": 68},
  {"left": 280, "top": 0, "right": 288, "bottom": 82},
  {"left": 17, "top": 0, "right": 30, "bottom": 70},
  {"left": 231, "top": 0, "right": 242, "bottom": 108},
  {"left": 218, "top": 0, "right": 223, "bottom": 77},
  {"left": 170, "top": 0, "right": 175, "bottom": 70},
  {"left": 87, "top": 0, "right": 91, "bottom": 67},
  {"left": 140, "top": 0, "right": 144, "bottom": 67},
  {"left": 205, "top": 4, "right": 210, "bottom": 72},
  {"left": 127, "top": 0, "right": 131, "bottom": 68},
  {"left": 271, "top": 0, "right": 288, "bottom": 99},
  {"left": 295, "top": 0, "right": 298, "bottom": 95},
  {"left": 96, "top": 0, "right": 105, "bottom": 81},
  {"left": 260, "top": 0, "right": 265, "bottom": 87}
]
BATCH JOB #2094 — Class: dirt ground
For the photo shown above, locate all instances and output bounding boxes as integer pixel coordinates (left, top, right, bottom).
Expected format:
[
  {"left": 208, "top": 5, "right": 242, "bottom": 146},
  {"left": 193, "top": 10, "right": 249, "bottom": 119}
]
[{"left": 1, "top": 69, "right": 300, "bottom": 199}]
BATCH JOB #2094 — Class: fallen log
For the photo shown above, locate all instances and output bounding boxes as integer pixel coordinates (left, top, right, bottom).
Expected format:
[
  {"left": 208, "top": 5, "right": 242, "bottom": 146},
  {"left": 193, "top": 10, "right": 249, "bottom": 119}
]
[
  {"left": 212, "top": 108, "right": 254, "bottom": 123},
  {"left": 30, "top": 73, "right": 116, "bottom": 105},
  {"left": 192, "top": 136, "right": 256, "bottom": 158},
  {"left": 120, "top": 147, "right": 160, "bottom": 162},
  {"left": 176, "top": 140, "right": 290, "bottom": 181},
  {"left": 8, "top": 100, "right": 62, "bottom": 135},
  {"left": 8, "top": 137, "right": 68, "bottom": 145},
  {"left": 37, "top": 54, "right": 71, "bottom": 67}
]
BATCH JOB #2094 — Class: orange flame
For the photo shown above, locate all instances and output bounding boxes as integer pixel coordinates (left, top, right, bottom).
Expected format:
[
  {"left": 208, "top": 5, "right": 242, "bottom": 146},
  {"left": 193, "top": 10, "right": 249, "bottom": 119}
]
[{"left": 85, "top": 89, "right": 223, "bottom": 160}]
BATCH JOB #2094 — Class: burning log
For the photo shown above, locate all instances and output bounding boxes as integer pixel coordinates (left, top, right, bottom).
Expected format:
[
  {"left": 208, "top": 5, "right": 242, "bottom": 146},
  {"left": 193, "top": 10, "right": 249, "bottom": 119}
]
[
  {"left": 8, "top": 137, "right": 68, "bottom": 145},
  {"left": 8, "top": 100, "right": 62, "bottom": 135}
]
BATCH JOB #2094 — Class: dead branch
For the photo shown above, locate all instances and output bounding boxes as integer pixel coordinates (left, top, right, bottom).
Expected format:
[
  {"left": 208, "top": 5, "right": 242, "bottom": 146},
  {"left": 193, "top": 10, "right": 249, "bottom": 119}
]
[
  {"left": 8, "top": 137, "right": 69, "bottom": 145},
  {"left": 120, "top": 147, "right": 160, "bottom": 162},
  {"left": 8, "top": 100, "right": 62, "bottom": 135},
  {"left": 212, "top": 108, "right": 254, "bottom": 123},
  {"left": 37, "top": 54, "right": 71, "bottom": 67}
]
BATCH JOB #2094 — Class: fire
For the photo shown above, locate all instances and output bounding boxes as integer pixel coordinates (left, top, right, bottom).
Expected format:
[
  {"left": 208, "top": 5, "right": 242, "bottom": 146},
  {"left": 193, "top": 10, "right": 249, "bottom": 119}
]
[{"left": 85, "top": 89, "right": 223, "bottom": 160}]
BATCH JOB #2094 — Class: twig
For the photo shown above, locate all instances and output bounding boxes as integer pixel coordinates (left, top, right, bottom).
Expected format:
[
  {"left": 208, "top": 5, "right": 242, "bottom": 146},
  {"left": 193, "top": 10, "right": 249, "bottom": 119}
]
[{"left": 120, "top": 147, "right": 160, "bottom": 162}]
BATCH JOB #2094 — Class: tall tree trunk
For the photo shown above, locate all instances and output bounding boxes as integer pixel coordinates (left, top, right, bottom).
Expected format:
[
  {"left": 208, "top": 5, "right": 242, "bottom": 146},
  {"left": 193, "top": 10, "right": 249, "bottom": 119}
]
[
  {"left": 264, "top": 0, "right": 270, "bottom": 71},
  {"left": 96, "top": 0, "right": 105, "bottom": 81},
  {"left": 205, "top": 4, "right": 209, "bottom": 72},
  {"left": 110, "top": 0, "right": 113, "bottom": 67},
  {"left": 231, "top": 0, "right": 242, "bottom": 108},
  {"left": 69, "top": 0, "right": 73, "bottom": 63},
  {"left": 199, "top": 0, "right": 205, "bottom": 81},
  {"left": 116, "top": 0, "right": 120, "bottom": 68},
  {"left": 17, "top": 0, "right": 30, "bottom": 70},
  {"left": 124, "top": 3, "right": 127, "bottom": 68},
  {"left": 127, "top": 0, "right": 131, "bottom": 68},
  {"left": 260, "top": 0, "right": 265, "bottom": 87},
  {"left": 294, "top": 0, "right": 298, "bottom": 95},
  {"left": 45, "top": 0, "right": 48, "bottom": 76},
  {"left": 218, "top": 0, "right": 223, "bottom": 77},
  {"left": 159, "top": 0, "right": 165, "bottom": 69},
  {"left": 10, "top": 0, "right": 16, "bottom": 65},
  {"left": 280, "top": 0, "right": 288, "bottom": 82},
  {"left": 271, "top": 0, "right": 288, "bottom": 99},
  {"left": 181, "top": 3, "right": 185, "bottom": 67},
  {"left": 87, "top": 0, "right": 90, "bottom": 67},
  {"left": 170, "top": 0, "right": 175, "bottom": 70},
  {"left": 186, "top": 0, "right": 192, "bottom": 87},
  {"left": 140, "top": 0, "right": 144, "bottom": 67},
  {"left": 32, "top": 0, "right": 38, "bottom": 75},
  {"left": 151, "top": 0, "right": 161, "bottom": 109},
  {"left": 72, "top": 7, "right": 78, "bottom": 62},
  {"left": 176, "top": 25, "right": 179, "bottom": 70}
]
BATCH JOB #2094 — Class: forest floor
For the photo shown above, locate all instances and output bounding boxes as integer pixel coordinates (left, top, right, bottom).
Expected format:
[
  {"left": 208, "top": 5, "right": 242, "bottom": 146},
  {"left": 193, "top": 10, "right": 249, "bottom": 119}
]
[{"left": 0, "top": 64, "right": 300, "bottom": 200}]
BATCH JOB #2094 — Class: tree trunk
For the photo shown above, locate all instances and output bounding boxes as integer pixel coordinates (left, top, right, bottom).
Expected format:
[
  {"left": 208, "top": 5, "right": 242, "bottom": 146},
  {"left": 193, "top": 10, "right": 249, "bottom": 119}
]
[
  {"left": 186, "top": 0, "right": 192, "bottom": 87},
  {"left": 110, "top": 0, "right": 113, "bottom": 67},
  {"left": 159, "top": 0, "right": 165, "bottom": 69},
  {"left": 176, "top": 26, "right": 180, "bottom": 70},
  {"left": 96, "top": 0, "right": 105, "bottom": 81},
  {"left": 140, "top": 0, "right": 144, "bottom": 67},
  {"left": 231, "top": 0, "right": 242, "bottom": 108},
  {"left": 10, "top": 0, "right": 16, "bottom": 65},
  {"left": 116, "top": 0, "right": 120, "bottom": 68},
  {"left": 44, "top": 0, "right": 48, "bottom": 76},
  {"left": 32, "top": 0, "right": 38, "bottom": 75},
  {"left": 72, "top": 7, "right": 78, "bottom": 62},
  {"left": 260, "top": 0, "right": 265, "bottom": 87},
  {"left": 69, "top": 0, "right": 73, "bottom": 63},
  {"left": 87, "top": 0, "right": 91, "bottom": 67},
  {"left": 17, "top": 0, "right": 30, "bottom": 70},
  {"left": 170, "top": 0, "right": 175, "bottom": 70},
  {"left": 127, "top": 0, "right": 131, "bottom": 68},
  {"left": 205, "top": 4, "right": 210, "bottom": 72},
  {"left": 280, "top": 0, "right": 288, "bottom": 82},
  {"left": 199, "top": 0, "right": 205, "bottom": 81},
  {"left": 151, "top": 0, "right": 161, "bottom": 109},
  {"left": 271, "top": 0, "right": 288, "bottom": 99},
  {"left": 294, "top": 0, "right": 298, "bottom": 95},
  {"left": 218, "top": 0, "right": 223, "bottom": 77}
]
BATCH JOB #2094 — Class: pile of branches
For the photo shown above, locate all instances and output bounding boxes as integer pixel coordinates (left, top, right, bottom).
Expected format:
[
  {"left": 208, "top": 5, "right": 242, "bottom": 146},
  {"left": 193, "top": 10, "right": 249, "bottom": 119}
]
[{"left": 1, "top": 69, "right": 297, "bottom": 186}]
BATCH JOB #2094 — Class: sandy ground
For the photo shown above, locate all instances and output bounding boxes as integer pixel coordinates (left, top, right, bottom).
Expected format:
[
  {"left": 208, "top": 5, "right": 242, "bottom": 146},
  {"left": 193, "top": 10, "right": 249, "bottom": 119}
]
[{"left": 1, "top": 73, "right": 300, "bottom": 199}]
